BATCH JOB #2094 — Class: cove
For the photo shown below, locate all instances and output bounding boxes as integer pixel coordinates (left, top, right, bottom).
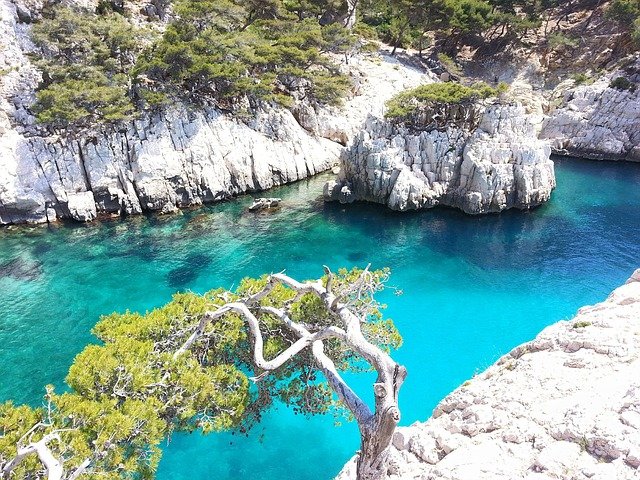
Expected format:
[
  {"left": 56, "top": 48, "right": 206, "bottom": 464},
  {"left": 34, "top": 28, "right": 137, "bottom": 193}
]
[{"left": 0, "top": 156, "right": 639, "bottom": 479}]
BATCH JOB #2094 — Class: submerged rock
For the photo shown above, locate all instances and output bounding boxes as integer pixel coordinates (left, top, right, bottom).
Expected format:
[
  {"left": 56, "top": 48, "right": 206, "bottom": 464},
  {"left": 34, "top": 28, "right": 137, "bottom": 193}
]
[
  {"left": 248, "top": 197, "right": 282, "bottom": 211},
  {"left": 337, "top": 270, "right": 640, "bottom": 480},
  {"left": 325, "top": 103, "right": 555, "bottom": 214},
  {"left": 0, "top": 257, "right": 42, "bottom": 280}
]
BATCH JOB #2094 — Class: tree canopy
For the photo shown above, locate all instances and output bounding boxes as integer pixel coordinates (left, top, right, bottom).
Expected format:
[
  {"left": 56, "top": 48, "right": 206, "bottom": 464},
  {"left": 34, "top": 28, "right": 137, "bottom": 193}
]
[
  {"left": 30, "top": 0, "right": 621, "bottom": 131},
  {"left": 30, "top": 0, "right": 360, "bottom": 131},
  {"left": 0, "top": 267, "right": 403, "bottom": 480}
]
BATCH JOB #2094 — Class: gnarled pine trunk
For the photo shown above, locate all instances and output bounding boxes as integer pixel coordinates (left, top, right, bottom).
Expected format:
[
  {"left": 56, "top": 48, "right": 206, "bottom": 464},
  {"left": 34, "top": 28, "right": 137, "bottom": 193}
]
[{"left": 356, "top": 366, "right": 407, "bottom": 480}]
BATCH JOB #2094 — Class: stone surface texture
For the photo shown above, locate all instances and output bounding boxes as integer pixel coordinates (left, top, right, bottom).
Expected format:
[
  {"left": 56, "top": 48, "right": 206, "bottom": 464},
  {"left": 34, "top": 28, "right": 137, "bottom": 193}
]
[
  {"left": 541, "top": 65, "right": 640, "bottom": 161},
  {"left": 0, "top": 0, "right": 431, "bottom": 224},
  {"left": 337, "top": 270, "right": 640, "bottom": 480},
  {"left": 325, "top": 103, "right": 555, "bottom": 214}
]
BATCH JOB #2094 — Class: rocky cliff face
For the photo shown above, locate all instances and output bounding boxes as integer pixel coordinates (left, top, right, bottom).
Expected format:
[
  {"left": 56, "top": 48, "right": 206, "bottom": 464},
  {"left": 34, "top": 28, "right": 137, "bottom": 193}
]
[
  {"left": 338, "top": 270, "right": 640, "bottom": 480},
  {"left": 0, "top": 0, "right": 431, "bottom": 225},
  {"left": 324, "top": 103, "right": 555, "bottom": 214},
  {"left": 541, "top": 74, "right": 640, "bottom": 162}
]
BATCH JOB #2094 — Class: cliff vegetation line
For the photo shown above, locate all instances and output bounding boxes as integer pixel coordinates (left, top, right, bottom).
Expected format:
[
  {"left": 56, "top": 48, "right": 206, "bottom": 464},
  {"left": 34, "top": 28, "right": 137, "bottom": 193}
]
[
  {"left": 384, "top": 81, "right": 508, "bottom": 120},
  {"left": 27, "top": 0, "right": 640, "bottom": 133},
  {"left": 29, "top": 0, "right": 360, "bottom": 131}
]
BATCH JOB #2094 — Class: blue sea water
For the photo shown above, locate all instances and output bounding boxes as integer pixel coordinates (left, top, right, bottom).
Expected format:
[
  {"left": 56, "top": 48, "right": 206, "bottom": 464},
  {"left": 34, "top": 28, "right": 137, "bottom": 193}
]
[{"left": 0, "top": 156, "right": 639, "bottom": 479}]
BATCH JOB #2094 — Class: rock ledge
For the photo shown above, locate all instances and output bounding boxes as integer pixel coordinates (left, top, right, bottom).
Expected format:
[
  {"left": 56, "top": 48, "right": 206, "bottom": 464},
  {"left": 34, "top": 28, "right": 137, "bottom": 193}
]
[{"left": 338, "top": 269, "right": 640, "bottom": 480}]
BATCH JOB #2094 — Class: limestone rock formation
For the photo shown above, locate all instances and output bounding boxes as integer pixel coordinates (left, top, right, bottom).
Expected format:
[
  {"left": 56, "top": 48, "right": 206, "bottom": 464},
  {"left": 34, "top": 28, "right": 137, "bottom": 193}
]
[
  {"left": 325, "top": 103, "right": 555, "bottom": 214},
  {"left": 0, "top": 0, "right": 430, "bottom": 225},
  {"left": 337, "top": 270, "right": 640, "bottom": 480},
  {"left": 541, "top": 72, "right": 640, "bottom": 162}
]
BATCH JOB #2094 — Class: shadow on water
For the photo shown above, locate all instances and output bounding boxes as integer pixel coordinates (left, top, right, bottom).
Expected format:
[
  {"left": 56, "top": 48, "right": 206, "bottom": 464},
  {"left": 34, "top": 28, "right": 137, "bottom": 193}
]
[
  {"left": 167, "top": 253, "right": 213, "bottom": 289},
  {"left": 321, "top": 198, "right": 581, "bottom": 271}
]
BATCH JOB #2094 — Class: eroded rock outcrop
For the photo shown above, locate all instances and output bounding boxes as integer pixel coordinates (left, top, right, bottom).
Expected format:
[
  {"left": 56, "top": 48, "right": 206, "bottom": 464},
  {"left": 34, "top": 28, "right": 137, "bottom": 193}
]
[
  {"left": 337, "top": 270, "right": 640, "bottom": 480},
  {"left": 0, "top": 0, "right": 430, "bottom": 225},
  {"left": 541, "top": 71, "right": 640, "bottom": 161},
  {"left": 325, "top": 103, "right": 555, "bottom": 214}
]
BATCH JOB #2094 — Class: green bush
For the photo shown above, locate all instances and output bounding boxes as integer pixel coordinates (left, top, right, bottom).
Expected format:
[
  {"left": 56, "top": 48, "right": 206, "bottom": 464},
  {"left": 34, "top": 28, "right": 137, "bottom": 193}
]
[
  {"left": 571, "top": 72, "right": 590, "bottom": 85},
  {"left": 572, "top": 321, "right": 592, "bottom": 328},
  {"left": 30, "top": 1, "right": 355, "bottom": 130},
  {"left": 437, "top": 53, "right": 463, "bottom": 77},
  {"left": 546, "top": 32, "right": 578, "bottom": 49},
  {"left": 30, "top": 6, "right": 150, "bottom": 130},
  {"left": 606, "top": 0, "right": 640, "bottom": 27},
  {"left": 609, "top": 76, "right": 636, "bottom": 91},
  {"left": 385, "top": 81, "right": 505, "bottom": 119},
  {"left": 606, "top": 0, "right": 640, "bottom": 45}
]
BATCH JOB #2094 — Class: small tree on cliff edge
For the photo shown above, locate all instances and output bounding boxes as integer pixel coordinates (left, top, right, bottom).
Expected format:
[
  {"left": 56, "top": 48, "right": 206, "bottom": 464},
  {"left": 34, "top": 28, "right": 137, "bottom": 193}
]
[{"left": 0, "top": 267, "right": 406, "bottom": 480}]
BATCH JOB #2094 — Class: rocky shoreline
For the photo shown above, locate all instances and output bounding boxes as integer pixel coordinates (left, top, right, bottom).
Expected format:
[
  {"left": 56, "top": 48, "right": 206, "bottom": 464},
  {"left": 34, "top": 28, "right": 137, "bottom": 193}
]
[
  {"left": 0, "top": 0, "right": 432, "bottom": 225},
  {"left": 542, "top": 74, "right": 640, "bottom": 162},
  {"left": 337, "top": 270, "right": 640, "bottom": 480},
  {"left": 2, "top": 0, "right": 640, "bottom": 225}
]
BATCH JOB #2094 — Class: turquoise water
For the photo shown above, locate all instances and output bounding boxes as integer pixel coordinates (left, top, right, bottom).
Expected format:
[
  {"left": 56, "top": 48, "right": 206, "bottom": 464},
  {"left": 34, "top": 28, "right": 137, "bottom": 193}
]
[{"left": 1, "top": 156, "right": 639, "bottom": 479}]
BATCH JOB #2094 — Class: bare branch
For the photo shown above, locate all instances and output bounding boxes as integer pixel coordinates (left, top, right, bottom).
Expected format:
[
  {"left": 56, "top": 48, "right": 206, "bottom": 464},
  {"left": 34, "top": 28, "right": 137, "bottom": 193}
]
[
  {"left": 323, "top": 265, "right": 333, "bottom": 295},
  {"left": 260, "top": 305, "right": 372, "bottom": 423},
  {"left": 172, "top": 268, "right": 406, "bottom": 480},
  {"left": 311, "top": 341, "right": 372, "bottom": 423},
  {"left": 2, "top": 432, "right": 63, "bottom": 480}
]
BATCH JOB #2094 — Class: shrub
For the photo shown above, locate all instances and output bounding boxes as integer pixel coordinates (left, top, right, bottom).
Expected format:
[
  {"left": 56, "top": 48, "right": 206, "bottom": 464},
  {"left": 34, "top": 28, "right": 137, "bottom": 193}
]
[
  {"left": 546, "top": 32, "right": 578, "bottom": 49},
  {"left": 30, "top": 1, "right": 354, "bottom": 130},
  {"left": 606, "top": 0, "right": 640, "bottom": 46},
  {"left": 571, "top": 72, "right": 590, "bottom": 85},
  {"left": 606, "top": 0, "right": 640, "bottom": 27},
  {"left": 437, "top": 53, "right": 463, "bottom": 77},
  {"left": 385, "top": 81, "right": 504, "bottom": 119},
  {"left": 572, "top": 321, "right": 592, "bottom": 328},
  {"left": 30, "top": 6, "right": 150, "bottom": 130},
  {"left": 609, "top": 76, "right": 636, "bottom": 91}
]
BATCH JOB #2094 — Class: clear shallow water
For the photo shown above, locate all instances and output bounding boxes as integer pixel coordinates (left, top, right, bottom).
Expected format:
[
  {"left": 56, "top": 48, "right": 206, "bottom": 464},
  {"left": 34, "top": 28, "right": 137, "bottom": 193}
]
[{"left": 0, "top": 156, "right": 639, "bottom": 479}]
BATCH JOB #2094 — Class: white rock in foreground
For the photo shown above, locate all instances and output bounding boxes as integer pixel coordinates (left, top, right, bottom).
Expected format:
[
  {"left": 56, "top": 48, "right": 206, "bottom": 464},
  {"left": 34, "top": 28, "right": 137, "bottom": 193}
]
[
  {"left": 325, "top": 103, "right": 555, "bottom": 214},
  {"left": 337, "top": 269, "right": 640, "bottom": 480}
]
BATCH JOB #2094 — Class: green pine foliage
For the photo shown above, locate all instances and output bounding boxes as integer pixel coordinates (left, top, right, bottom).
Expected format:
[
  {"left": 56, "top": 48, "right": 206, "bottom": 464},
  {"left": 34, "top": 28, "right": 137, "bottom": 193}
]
[
  {"left": 28, "top": 0, "right": 586, "bottom": 130},
  {"left": 29, "top": 1, "right": 358, "bottom": 130},
  {"left": 133, "top": 3, "right": 355, "bottom": 109},
  {"left": 0, "top": 268, "right": 401, "bottom": 478},
  {"left": 385, "top": 81, "right": 506, "bottom": 119},
  {"left": 358, "top": 0, "right": 564, "bottom": 53},
  {"left": 30, "top": 6, "right": 151, "bottom": 130},
  {"left": 606, "top": 0, "right": 640, "bottom": 45}
]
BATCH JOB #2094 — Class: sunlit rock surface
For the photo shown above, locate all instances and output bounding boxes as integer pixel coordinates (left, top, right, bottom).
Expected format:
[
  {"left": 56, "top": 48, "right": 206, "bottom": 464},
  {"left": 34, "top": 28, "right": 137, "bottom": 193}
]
[
  {"left": 541, "top": 68, "right": 640, "bottom": 162},
  {"left": 0, "top": 0, "right": 432, "bottom": 225},
  {"left": 325, "top": 103, "right": 555, "bottom": 214},
  {"left": 338, "top": 270, "right": 640, "bottom": 480}
]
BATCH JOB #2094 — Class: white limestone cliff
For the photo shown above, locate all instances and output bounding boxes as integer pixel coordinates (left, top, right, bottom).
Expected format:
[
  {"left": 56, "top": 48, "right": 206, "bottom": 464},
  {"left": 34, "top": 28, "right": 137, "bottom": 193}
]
[
  {"left": 325, "top": 103, "right": 555, "bottom": 214},
  {"left": 0, "top": 0, "right": 431, "bottom": 225},
  {"left": 337, "top": 269, "right": 640, "bottom": 480},
  {"left": 541, "top": 71, "right": 640, "bottom": 162}
]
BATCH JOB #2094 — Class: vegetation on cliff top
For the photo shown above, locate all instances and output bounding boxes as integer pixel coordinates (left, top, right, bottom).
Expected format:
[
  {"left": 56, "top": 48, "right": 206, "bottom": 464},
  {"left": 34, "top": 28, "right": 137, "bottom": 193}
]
[
  {"left": 31, "top": 0, "right": 359, "bottom": 131},
  {"left": 385, "top": 81, "right": 507, "bottom": 119},
  {"left": 28, "top": 0, "right": 640, "bottom": 130},
  {"left": 607, "top": 0, "right": 640, "bottom": 45}
]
